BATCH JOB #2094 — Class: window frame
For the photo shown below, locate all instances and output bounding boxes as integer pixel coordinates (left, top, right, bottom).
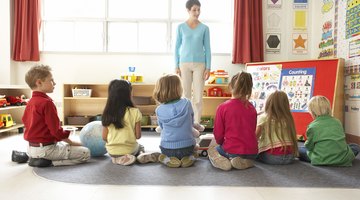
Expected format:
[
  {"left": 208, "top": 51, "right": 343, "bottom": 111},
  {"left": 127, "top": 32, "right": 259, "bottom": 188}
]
[{"left": 40, "top": 0, "right": 233, "bottom": 55}]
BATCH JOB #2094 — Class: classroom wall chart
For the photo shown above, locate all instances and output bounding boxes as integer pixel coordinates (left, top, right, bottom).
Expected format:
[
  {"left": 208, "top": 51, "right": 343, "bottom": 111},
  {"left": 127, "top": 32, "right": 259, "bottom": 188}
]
[{"left": 246, "top": 58, "right": 344, "bottom": 138}]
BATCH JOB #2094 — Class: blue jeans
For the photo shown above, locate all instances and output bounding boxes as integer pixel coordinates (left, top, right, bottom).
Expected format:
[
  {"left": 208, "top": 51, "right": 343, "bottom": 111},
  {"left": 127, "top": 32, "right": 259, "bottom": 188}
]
[
  {"left": 298, "top": 146, "right": 310, "bottom": 162},
  {"left": 349, "top": 143, "right": 360, "bottom": 157},
  {"left": 257, "top": 152, "right": 295, "bottom": 165},
  {"left": 216, "top": 145, "right": 257, "bottom": 160},
  {"left": 160, "top": 145, "right": 195, "bottom": 160},
  {"left": 298, "top": 143, "right": 360, "bottom": 163}
]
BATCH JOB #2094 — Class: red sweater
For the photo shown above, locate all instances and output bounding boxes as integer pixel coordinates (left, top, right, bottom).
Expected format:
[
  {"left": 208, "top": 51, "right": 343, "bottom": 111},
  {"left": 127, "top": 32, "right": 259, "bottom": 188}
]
[
  {"left": 22, "top": 91, "right": 69, "bottom": 143},
  {"left": 213, "top": 99, "right": 258, "bottom": 155}
]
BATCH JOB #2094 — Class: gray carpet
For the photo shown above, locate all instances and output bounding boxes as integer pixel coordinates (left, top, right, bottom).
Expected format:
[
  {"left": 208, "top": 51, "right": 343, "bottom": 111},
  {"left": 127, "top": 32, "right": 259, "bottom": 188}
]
[{"left": 33, "top": 132, "right": 360, "bottom": 187}]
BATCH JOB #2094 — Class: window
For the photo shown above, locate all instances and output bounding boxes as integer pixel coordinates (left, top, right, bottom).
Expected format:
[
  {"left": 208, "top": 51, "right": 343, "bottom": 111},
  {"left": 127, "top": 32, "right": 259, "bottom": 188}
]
[{"left": 41, "top": 0, "right": 233, "bottom": 53}]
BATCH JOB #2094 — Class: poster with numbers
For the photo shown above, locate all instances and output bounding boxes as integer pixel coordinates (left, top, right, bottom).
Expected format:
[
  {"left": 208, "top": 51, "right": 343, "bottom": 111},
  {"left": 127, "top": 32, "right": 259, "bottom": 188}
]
[{"left": 279, "top": 68, "right": 316, "bottom": 112}]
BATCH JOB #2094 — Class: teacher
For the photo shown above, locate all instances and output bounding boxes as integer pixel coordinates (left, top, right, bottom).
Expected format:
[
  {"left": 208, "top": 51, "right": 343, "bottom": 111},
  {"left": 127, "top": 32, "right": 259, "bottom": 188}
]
[{"left": 175, "top": 0, "right": 211, "bottom": 123}]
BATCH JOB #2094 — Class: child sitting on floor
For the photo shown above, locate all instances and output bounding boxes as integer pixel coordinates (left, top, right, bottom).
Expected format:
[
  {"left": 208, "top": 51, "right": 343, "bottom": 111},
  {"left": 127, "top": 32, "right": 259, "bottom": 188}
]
[
  {"left": 208, "top": 71, "right": 258, "bottom": 171},
  {"left": 21, "top": 64, "right": 90, "bottom": 167},
  {"left": 256, "top": 90, "right": 299, "bottom": 165},
  {"left": 153, "top": 74, "right": 197, "bottom": 168},
  {"left": 102, "top": 79, "right": 160, "bottom": 166},
  {"left": 298, "top": 95, "right": 360, "bottom": 166}
]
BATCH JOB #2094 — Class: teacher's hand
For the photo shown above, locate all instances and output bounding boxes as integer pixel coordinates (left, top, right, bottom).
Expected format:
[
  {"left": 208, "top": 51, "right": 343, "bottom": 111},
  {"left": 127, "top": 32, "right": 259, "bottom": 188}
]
[
  {"left": 175, "top": 68, "right": 181, "bottom": 77},
  {"left": 204, "top": 69, "right": 210, "bottom": 80}
]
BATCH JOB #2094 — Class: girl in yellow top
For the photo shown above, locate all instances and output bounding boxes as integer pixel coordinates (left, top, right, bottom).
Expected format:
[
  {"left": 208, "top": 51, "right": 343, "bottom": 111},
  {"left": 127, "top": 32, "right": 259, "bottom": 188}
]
[
  {"left": 256, "top": 91, "right": 299, "bottom": 164},
  {"left": 102, "top": 79, "right": 160, "bottom": 166}
]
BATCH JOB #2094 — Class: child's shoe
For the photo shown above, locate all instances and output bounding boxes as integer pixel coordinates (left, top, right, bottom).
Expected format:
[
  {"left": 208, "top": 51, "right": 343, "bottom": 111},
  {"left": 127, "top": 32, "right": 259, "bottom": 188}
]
[
  {"left": 28, "top": 158, "right": 53, "bottom": 167},
  {"left": 180, "top": 155, "right": 196, "bottom": 168},
  {"left": 207, "top": 146, "right": 231, "bottom": 171},
  {"left": 112, "top": 154, "right": 136, "bottom": 166},
  {"left": 230, "top": 157, "right": 254, "bottom": 170},
  {"left": 12, "top": 150, "right": 29, "bottom": 163},
  {"left": 158, "top": 154, "right": 181, "bottom": 168},
  {"left": 137, "top": 152, "right": 161, "bottom": 164}
]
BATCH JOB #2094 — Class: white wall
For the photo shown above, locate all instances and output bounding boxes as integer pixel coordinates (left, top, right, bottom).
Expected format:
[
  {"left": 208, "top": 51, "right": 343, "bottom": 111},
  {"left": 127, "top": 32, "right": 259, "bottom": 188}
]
[
  {"left": 0, "top": 0, "right": 11, "bottom": 84},
  {"left": 262, "top": 0, "right": 315, "bottom": 61}
]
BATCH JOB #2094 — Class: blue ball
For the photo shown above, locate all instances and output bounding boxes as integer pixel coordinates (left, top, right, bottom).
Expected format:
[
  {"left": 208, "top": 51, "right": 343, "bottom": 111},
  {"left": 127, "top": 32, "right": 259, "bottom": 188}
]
[{"left": 79, "top": 121, "right": 107, "bottom": 157}]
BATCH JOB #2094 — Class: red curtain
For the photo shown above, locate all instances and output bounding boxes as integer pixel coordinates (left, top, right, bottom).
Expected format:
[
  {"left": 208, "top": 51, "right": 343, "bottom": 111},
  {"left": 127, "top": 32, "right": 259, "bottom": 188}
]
[
  {"left": 232, "top": 0, "right": 264, "bottom": 64},
  {"left": 12, "top": 0, "right": 41, "bottom": 61}
]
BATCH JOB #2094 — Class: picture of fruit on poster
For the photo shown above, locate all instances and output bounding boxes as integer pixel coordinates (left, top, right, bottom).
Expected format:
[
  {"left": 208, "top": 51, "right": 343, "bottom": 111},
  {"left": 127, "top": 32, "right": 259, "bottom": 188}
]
[
  {"left": 279, "top": 68, "right": 316, "bottom": 112},
  {"left": 247, "top": 64, "right": 282, "bottom": 112}
]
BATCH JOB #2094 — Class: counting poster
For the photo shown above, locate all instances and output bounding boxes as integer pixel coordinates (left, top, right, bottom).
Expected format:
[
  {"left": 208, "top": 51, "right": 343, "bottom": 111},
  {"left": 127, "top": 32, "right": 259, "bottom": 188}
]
[{"left": 279, "top": 68, "right": 316, "bottom": 112}]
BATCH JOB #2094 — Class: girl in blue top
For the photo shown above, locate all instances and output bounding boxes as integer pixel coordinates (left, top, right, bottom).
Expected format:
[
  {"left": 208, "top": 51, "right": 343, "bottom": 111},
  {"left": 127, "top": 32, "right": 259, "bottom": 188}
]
[
  {"left": 153, "top": 74, "right": 197, "bottom": 168},
  {"left": 175, "top": 0, "right": 211, "bottom": 124}
]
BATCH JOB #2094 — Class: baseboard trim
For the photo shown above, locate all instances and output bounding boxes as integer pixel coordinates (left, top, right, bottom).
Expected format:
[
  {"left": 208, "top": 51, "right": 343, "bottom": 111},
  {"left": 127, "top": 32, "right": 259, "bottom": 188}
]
[{"left": 346, "top": 134, "right": 360, "bottom": 145}]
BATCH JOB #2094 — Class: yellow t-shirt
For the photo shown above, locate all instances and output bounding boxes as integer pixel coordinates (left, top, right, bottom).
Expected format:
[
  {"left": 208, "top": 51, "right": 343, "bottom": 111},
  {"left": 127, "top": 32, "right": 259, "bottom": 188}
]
[{"left": 105, "top": 107, "right": 142, "bottom": 155}]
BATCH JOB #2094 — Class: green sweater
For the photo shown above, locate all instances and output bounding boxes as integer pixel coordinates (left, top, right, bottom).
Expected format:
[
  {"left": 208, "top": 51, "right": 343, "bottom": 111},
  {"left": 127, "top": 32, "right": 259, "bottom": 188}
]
[{"left": 305, "top": 115, "right": 355, "bottom": 166}]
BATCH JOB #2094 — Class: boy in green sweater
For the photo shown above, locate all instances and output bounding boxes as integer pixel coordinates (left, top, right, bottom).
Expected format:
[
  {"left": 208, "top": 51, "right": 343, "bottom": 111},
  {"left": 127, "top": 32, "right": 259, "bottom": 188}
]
[{"left": 298, "top": 96, "right": 359, "bottom": 166}]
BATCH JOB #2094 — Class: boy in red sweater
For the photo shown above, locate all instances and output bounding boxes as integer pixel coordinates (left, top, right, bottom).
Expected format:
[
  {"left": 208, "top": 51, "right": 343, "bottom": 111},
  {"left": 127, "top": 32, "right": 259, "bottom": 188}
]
[{"left": 19, "top": 64, "right": 90, "bottom": 167}]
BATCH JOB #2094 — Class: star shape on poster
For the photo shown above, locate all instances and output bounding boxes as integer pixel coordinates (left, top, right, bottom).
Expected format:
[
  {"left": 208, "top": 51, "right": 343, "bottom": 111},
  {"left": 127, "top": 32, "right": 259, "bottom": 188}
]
[{"left": 294, "top": 35, "right": 306, "bottom": 48}]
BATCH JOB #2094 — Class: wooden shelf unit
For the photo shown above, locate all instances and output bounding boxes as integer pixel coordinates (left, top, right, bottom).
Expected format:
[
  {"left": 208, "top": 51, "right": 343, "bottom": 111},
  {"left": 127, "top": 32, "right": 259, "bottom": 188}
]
[
  {"left": 0, "top": 85, "right": 31, "bottom": 134},
  {"left": 62, "top": 83, "right": 230, "bottom": 128},
  {"left": 62, "top": 83, "right": 158, "bottom": 128}
]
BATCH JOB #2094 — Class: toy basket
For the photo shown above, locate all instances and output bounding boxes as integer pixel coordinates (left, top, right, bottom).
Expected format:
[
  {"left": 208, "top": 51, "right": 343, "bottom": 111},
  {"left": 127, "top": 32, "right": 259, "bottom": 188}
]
[{"left": 72, "top": 89, "right": 92, "bottom": 97}]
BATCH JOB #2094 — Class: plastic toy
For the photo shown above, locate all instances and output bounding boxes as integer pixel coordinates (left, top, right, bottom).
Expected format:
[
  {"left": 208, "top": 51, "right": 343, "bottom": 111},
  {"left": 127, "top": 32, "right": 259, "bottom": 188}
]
[
  {"left": 0, "top": 97, "right": 10, "bottom": 107},
  {"left": 207, "top": 70, "right": 229, "bottom": 84},
  {"left": 197, "top": 133, "right": 217, "bottom": 157},
  {"left": 0, "top": 121, "right": 4, "bottom": 128},
  {"left": 5, "top": 96, "right": 27, "bottom": 106},
  {"left": 208, "top": 87, "right": 223, "bottom": 97},
  {"left": 0, "top": 114, "right": 14, "bottom": 128}
]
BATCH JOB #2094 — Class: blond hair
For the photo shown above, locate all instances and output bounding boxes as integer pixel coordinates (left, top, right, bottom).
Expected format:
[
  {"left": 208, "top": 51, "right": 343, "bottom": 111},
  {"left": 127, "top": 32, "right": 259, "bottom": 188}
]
[
  {"left": 153, "top": 74, "right": 183, "bottom": 103},
  {"left": 307, "top": 95, "right": 332, "bottom": 118},
  {"left": 25, "top": 64, "right": 52, "bottom": 89},
  {"left": 264, "top": 90, "right": 298, "bottom": 156},
  {"left": 228, "top": 71, "right": 253, "bottom": 101}
]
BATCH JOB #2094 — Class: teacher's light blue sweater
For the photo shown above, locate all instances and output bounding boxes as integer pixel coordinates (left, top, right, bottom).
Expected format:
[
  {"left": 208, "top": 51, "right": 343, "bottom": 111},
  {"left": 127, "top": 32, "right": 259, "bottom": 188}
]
[{"left": 174, "top": 22, "right": 211, "bottom": 69}]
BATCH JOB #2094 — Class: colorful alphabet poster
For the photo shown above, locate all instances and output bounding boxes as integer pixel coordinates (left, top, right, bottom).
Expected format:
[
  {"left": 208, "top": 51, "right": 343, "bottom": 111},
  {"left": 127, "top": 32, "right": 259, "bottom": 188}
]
[
  {"left": 247, "top": 64, "right": 282, "bottom": 112},
  {"left": 279, "top": 68, "right": 316, "bottom": 112}
]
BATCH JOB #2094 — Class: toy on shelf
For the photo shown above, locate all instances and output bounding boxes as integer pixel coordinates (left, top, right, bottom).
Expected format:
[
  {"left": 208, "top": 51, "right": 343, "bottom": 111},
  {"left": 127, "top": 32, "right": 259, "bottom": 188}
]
[
  {"left": 0, "top": 114, "right": 14, "bottom": 128},
  {"left": 207, "top": 70, "right": 229, "bottom": 84},
  {"left": 0, "top": 96, "right": 10, "bottom": 107},
  {"left": 72, "top": 86, "right": 92, "bottom": 98},
  {"left": 208, "top": 87, "right": 223, "bottom": 97},
  {"left": 5, "top": 96, "right": 27, "bottom": 106},
  {"left": 120, "top": 66, "right": 144, "bottom": 83}
]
